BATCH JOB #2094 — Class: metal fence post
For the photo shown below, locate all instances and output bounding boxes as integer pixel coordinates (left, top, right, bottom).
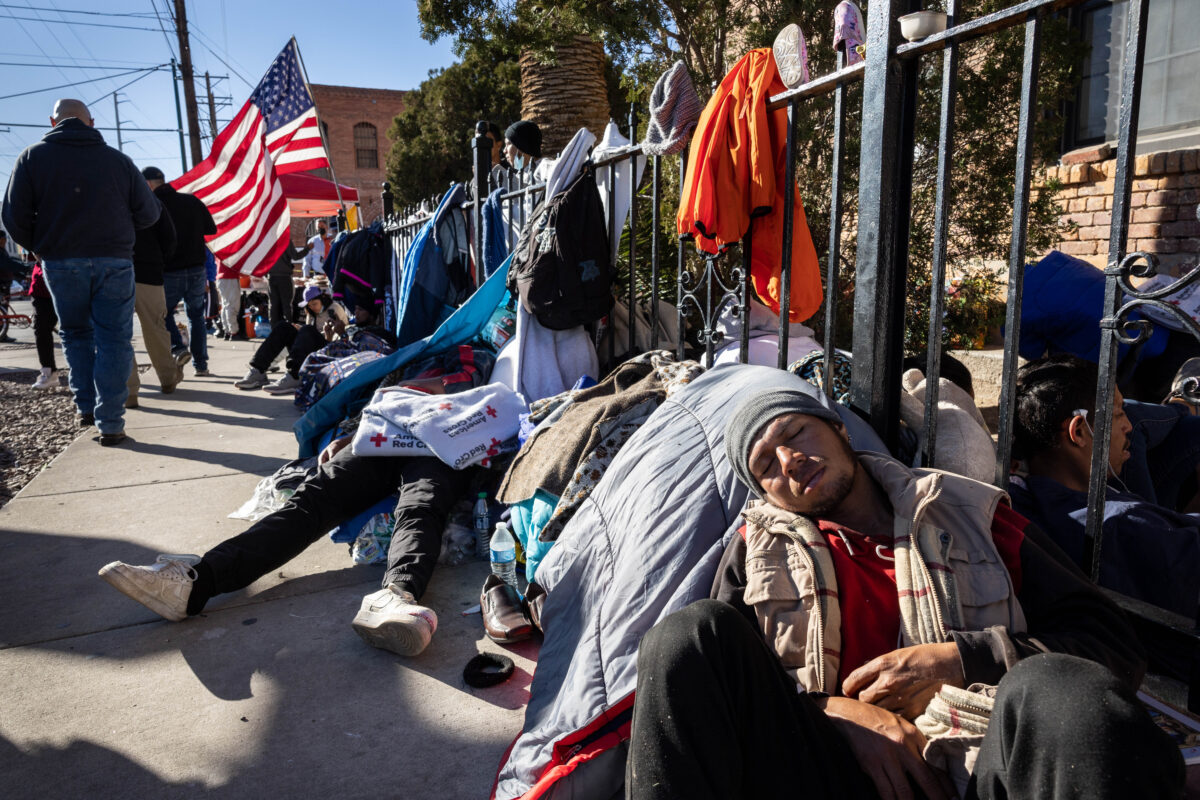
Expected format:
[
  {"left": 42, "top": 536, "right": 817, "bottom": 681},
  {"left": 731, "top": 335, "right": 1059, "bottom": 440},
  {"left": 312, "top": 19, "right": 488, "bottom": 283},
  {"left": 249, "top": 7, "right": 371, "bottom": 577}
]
[
  {"left": 472, "top": 129, "right": 491, "bottom": 287},
  {"left": 851, "top": 0, "right": 920, "bottom": 451}
]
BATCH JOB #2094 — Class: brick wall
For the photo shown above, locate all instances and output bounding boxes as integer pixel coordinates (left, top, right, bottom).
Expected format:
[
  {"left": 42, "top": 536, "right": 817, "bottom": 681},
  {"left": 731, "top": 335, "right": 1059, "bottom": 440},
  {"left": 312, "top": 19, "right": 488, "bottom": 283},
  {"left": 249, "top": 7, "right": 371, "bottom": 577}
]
[
  {"left": 1043, "top": 144, "right": 1199, "bottom": 273},
  {"left": 288, "top": 84, "right": 408, "bottom": 239}
]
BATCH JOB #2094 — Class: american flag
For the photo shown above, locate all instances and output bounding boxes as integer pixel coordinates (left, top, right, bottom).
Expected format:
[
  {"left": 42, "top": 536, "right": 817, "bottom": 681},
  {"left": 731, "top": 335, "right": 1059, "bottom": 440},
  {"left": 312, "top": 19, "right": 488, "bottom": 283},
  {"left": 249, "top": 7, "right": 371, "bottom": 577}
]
[{"left": 171, "top": 39, "right": 329, "bottom": 275}]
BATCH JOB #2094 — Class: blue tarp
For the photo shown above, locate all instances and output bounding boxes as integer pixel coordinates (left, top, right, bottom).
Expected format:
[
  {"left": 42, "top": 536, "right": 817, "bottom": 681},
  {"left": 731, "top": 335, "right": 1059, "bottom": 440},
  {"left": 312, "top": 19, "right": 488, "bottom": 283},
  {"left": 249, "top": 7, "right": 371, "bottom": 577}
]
[{"left": 293, "top": 256, "right": 513, "bottom": 457}]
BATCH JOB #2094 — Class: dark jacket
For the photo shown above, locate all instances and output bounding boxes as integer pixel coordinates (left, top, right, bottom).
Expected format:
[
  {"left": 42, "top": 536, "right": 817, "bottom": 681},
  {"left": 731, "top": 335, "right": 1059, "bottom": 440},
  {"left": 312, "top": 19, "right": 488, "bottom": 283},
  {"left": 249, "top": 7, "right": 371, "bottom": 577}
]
[
  {"left": 1008, "top": 473, "right": 1200, "bottom": 618},
  {"left": 269, "top": 244, "right": 308, "bottom": 278},
  {"left": 1, "top": 118, "right": 158, "bottom": 259},
  {"left": 155, "top": 184, "right": 215, "bottom": 271},
  {"left": 132, "top": 197, "right": 177, "bottom": 286}
]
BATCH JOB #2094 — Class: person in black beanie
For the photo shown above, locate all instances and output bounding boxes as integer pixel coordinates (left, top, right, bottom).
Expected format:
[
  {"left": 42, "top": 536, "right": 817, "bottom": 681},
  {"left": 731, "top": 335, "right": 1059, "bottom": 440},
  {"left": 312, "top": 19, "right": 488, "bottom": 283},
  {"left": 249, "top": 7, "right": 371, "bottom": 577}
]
[{"left": 503, "top": 120, "right": 542, "bottom": 175}]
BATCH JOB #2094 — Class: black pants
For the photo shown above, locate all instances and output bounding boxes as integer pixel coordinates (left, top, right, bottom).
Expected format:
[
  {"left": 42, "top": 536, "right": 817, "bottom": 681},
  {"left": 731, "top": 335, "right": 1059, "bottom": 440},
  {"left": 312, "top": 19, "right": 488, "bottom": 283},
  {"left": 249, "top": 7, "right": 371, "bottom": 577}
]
[
  {"left": 190, "top": 449, "right": 466, "bottom": 615},
  {"left": 32, "top": 295, "right": 58, "bottom": 370},
  {"left": 627, "top": 600, "right": 1184, "bottom": 800},
  {"left": 267, "top": 273, "right": 295, "bottom": 328},
  {"left": 249, "top": 322, "right": 325, "bottom": 377}
]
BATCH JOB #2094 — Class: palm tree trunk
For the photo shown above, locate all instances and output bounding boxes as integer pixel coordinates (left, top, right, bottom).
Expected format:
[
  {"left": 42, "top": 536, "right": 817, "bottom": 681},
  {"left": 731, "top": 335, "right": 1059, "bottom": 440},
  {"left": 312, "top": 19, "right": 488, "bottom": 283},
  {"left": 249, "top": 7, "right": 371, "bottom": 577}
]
[{"left": 519, "top": 36, "right": 611, "bottom": 157}]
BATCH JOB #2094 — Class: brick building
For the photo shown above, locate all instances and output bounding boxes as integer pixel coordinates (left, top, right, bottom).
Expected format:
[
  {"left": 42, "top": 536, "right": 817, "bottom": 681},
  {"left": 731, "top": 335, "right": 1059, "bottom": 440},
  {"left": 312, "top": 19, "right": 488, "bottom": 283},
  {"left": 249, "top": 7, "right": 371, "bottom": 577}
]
[{"left": 288, "top": 83, "right": 408, "bottom": 239}]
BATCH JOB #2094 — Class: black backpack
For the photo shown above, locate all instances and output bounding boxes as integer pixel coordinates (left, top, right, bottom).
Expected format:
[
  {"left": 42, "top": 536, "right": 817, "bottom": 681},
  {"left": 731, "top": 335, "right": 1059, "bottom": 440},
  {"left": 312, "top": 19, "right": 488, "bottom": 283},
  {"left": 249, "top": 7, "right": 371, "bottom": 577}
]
[{"left": 508, "top": 165, "right": 614, "bottom": 330}]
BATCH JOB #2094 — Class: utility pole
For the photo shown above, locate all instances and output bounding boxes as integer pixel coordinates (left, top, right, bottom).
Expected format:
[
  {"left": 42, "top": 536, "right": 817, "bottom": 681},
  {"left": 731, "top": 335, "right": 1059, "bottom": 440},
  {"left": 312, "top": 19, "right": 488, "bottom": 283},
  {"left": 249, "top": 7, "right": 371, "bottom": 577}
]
[
  {"left": 112, "top": 92, "right": 124, "bottom": 151},
  {"left": 171, "top": 58, "right": 187, "bottom": 173},
  {"left": 173, "top": 0, "right": 204, "bottom": 165},
  {"left": 204, "top": 71, "right": 218, "bottom": 140}
]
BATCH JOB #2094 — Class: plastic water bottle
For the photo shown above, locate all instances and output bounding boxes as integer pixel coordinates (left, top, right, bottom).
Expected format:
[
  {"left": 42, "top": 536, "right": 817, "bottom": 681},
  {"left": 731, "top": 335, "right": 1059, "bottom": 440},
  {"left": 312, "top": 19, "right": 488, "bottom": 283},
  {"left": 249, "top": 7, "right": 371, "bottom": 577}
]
[
  {"left": 490, "top": 522, "right": 517, "bottom": 587},
  {"left": 473, "top": 492, "right": 491, "bottom": 559}
]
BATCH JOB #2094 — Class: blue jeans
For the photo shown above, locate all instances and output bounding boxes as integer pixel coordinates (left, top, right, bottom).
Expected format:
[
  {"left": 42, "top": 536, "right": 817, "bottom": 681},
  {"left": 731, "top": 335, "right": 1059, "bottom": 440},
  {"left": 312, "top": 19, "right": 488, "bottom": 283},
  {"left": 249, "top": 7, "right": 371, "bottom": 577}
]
[
  {"left": 41, "top": 257, "right": 135, "bottom": 434},
  {"left": 163, "top": 267, "right": 208, "bottom": 370},
  {"left": 1122, "top": 399, "right": 1200, "bottom": 510}
]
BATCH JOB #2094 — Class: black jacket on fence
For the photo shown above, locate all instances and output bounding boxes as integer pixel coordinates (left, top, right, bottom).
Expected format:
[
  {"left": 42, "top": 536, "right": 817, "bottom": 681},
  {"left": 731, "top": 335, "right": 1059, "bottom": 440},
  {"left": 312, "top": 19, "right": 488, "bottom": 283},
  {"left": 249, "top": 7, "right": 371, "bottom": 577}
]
[
  {"left": 132, "top": 197, "right": 177, "bottom": 286},
  {"left": 1, "top": 118, "right": 159, "bottom": 260},
  {"left": 155, "top": 183, "right": 215, "bottom": 272}
]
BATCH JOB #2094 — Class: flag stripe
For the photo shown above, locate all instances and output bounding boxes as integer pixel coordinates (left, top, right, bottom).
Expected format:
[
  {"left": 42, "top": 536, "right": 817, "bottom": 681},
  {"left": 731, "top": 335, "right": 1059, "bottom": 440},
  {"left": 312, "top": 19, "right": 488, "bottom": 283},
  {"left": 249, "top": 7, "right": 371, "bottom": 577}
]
[{"left": 169, "top": 40, "right": 331, "bottom": 276}]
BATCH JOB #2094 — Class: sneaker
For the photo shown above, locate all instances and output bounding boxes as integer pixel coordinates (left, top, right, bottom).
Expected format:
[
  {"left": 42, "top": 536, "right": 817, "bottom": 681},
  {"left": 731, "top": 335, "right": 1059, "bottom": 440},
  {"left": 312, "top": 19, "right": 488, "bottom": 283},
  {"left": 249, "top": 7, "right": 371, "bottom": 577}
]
[
  {"left": 173, "top": 348, "right": 192, "bottom": 368},
  {"left": 98, "top": 554, "right": 201, "bottom": 622},
  {"left": 76, "top": 412, "right": 95, "bottom": 428},
  {"left": 773, "top": 22, "right": 811, "bottom": 89},
  {"left": 263, "top": 373, "right": 300, "bottom": 395},
  {"left": 194, "top": 368, "right": 213, "bottom": 377},
  {"left": 351, "top": 584, "right": 437, "bottom": 656},
  {"left": 233, "top": 367, "right": 268, "bottom": 390},
  {"left": 32, "top": 367, "right": 58, "bottom": 389},
  {"left": 99, "top": 431, "right": 127, "bottom": 447}
]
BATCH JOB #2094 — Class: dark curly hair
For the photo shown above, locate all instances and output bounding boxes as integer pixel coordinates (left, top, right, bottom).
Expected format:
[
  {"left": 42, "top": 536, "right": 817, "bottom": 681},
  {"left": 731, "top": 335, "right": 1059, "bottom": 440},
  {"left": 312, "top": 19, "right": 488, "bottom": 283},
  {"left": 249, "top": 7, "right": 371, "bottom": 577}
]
[{"left": 1013, "top": 354, "right": 1099, "bottom": 460}]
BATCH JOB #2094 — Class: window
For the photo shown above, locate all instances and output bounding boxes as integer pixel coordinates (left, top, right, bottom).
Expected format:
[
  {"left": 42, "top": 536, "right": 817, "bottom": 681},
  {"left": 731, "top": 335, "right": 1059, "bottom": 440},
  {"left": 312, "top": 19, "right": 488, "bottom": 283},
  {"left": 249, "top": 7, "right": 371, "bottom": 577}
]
[
  {"left": 1068, "top": 0, "right": 1200, "bottom": 148},
  {"left": 354, "top": 122, "right": 378, "bottom": 169}
]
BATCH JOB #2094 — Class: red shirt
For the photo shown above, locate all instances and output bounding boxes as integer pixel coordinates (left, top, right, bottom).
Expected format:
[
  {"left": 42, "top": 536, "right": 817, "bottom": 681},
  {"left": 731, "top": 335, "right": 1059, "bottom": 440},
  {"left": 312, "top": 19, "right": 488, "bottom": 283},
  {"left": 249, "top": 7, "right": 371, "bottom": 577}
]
[{"left": 819, "top": 504, "right": 1026, "bottom": 690}]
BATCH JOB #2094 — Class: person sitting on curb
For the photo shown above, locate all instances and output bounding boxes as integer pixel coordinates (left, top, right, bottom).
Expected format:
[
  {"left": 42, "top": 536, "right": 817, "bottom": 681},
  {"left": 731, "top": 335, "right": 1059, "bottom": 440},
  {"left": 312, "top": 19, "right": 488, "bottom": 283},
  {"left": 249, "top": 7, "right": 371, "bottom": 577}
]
[
  {"left": 1009, "top": 354, "right": 1200, "bottom": 618},
  {"left": 625, "top": 389, "right": 1182, "bottom": 800},
  {"left": 234, "top": 285, "right": 349, "bottom": 394},
  {"left": 99, "top": 342, "right": 502, "bottom": 658}
]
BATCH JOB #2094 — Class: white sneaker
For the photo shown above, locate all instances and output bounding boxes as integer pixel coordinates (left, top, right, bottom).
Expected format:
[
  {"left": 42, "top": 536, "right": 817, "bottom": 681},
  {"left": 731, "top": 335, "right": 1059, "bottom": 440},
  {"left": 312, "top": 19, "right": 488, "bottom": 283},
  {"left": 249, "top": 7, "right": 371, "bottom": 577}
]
[
  {"left": 98, "top": 554, "right": 201, "bottom": 622},
  {"left": 263, "top": 373, "right": 300, "bottom": 395},
  {"left": 233, "top": 366, "right": 268, "bottom": 390},
  {"left": 351, "top": 584, "right": 437, "bottom": 656},
  {"left": 32, "top": 367, "right": 58, "bottom": 389}
]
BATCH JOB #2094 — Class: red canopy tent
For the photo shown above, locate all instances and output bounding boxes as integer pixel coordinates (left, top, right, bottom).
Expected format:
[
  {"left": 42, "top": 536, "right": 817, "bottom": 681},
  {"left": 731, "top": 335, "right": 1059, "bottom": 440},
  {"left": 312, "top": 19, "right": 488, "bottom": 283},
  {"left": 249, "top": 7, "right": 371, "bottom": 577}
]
[{"left": 279, "top": 172, "right": 360, "bottom": 217}]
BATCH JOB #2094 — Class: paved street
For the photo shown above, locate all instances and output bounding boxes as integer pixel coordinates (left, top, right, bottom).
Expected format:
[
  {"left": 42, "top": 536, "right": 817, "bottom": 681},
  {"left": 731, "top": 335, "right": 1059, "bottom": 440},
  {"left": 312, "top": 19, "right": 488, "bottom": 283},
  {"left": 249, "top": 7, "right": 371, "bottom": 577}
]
[{"left": 0, "top": 311, "right": 535, "bottom": 798}]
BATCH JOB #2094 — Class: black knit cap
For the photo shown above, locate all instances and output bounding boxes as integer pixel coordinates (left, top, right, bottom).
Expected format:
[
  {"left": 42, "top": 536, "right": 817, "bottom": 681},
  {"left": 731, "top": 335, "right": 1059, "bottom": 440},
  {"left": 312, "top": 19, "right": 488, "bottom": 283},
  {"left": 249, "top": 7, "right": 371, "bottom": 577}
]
[
  {"left": 141, "top": 165, "right": 165, "bottom": 181},
  {"left": 504, "top": 120, "right": 542, "bottom": 159}
]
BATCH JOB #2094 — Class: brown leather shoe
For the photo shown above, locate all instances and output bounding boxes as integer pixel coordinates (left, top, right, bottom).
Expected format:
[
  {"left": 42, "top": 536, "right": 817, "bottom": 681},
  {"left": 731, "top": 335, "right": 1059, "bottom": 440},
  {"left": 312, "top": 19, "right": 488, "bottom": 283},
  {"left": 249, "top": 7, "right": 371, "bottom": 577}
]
[
  {"left": 524, "top": 581, "right": 546, "bottom": 633},
  {"left": 480, "top": 574, "right": 532, "bottom": 644}
]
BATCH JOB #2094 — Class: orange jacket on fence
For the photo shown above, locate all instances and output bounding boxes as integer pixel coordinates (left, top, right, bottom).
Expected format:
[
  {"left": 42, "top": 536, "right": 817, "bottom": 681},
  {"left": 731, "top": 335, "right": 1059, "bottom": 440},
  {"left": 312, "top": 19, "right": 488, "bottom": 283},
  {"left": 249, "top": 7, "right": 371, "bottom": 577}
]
[{"left": 677, "top": 48, "right": 822, "bottom": 323}]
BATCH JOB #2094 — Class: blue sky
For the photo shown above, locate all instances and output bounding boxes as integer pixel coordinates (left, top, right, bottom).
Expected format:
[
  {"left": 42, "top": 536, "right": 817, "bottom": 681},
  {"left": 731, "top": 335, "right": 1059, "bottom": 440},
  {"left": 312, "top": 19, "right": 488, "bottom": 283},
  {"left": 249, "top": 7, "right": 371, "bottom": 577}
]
[{"left": 0, "top": 0, "right": 458, "bottom": 185}]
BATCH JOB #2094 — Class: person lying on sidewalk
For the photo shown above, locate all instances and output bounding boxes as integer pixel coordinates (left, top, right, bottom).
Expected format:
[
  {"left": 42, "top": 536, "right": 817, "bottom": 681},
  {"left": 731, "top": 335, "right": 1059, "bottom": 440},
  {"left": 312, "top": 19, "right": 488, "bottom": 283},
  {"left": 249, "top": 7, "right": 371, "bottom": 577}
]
[
  {"left": 625, "top": 389, "right": 1182, "bottom": 800},
  {"left": 99, "top": 342, "right": 511, "bottom": 657},
  {"left": 233, "top": 285, "right": 349, "bottom": 395},
  {"left": 1008, "top": 354, "right": 1200, "bottom": 617}
]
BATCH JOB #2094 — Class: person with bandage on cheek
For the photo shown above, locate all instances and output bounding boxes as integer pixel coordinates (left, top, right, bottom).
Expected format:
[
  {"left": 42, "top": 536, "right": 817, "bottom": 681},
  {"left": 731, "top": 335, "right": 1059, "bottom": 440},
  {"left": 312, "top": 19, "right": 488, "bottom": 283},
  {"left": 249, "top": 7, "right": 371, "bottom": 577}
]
[{"left": 624, "top": 388, "right": 1184, "bottom": 800}]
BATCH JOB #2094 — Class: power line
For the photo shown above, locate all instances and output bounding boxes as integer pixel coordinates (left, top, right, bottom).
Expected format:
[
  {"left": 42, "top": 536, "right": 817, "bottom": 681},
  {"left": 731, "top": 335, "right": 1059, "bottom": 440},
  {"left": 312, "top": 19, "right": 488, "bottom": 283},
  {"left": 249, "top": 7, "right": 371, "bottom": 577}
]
[
  {"left": 187, "top": 21, "right": 252, "bottom": 88},
  {"left": 86, "top": 66, "right": 166, "bottom": 106},
  {"left": 149, "top": 0, "right": 176, "bottom": 60},
  {"left": 0, "top": 60, "right": 164, "bottom": 69},
  {"left": 0, "top": 65, "right": 165, "bottom": 101},
  {"left": 0, "top": 121, "right": 181, "bottom": 132},
  {"left": 0, "top": 3, "right": 156, "bottom": 16},
  {"left": 0, "top": 13, "right": 159, "bottom": 31}
]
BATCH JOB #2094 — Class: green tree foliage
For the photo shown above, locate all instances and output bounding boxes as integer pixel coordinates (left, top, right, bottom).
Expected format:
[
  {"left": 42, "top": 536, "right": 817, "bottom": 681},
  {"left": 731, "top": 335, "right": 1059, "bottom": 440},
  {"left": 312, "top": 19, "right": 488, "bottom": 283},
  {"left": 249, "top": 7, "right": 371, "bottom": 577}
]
[
  {"left": 419, "top": 1, "right": 1083, "bottom": 355},
  {"left": 385, "top": 48, "right": 521, "bottom": 209}
]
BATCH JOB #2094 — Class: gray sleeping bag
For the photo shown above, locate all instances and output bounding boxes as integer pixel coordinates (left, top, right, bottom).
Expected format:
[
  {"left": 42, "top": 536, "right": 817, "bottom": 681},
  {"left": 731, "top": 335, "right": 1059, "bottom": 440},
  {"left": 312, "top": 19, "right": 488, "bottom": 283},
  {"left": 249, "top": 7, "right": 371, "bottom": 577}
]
[{"left": 494, "top": 363, "right": 887, "bottom": 799}]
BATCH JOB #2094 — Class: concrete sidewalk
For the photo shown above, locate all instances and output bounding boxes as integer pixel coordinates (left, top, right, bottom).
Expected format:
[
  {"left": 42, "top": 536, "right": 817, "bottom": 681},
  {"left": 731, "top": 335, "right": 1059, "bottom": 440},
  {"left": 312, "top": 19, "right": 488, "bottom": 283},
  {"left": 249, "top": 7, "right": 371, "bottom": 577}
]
[{"left": 0, "top": 310, "right": 535, "bottom": 799}]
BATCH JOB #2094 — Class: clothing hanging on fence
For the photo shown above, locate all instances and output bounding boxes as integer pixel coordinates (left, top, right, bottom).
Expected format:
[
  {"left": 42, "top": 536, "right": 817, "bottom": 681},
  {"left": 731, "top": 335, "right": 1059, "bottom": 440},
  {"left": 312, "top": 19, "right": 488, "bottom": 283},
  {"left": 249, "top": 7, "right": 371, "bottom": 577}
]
[
  {"left": 481, "top": 187, "right": 509, "bottom": 278},
  {"left": 540, "top": 127, "right": 596, "bottom": 203},
  {"left": 593, "top": 121, "right": 647, "bottom": 259},
  {"left": 641, "top": 60, "right": 702, "bottom": 157},
  {"left": 395, "top": 183, "right": 471, "bottom": 347},
  {"left": 677, "top": 47, "right": 823, "bottom": 324}
]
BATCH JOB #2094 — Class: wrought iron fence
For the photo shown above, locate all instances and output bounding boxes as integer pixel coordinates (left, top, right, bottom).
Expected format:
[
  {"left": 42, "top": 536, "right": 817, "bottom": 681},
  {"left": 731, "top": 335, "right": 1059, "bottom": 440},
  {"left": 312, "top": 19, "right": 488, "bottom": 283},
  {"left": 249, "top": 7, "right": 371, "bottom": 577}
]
[{"left": 373, "top": 0, "right": 1189, "bottom": 696}]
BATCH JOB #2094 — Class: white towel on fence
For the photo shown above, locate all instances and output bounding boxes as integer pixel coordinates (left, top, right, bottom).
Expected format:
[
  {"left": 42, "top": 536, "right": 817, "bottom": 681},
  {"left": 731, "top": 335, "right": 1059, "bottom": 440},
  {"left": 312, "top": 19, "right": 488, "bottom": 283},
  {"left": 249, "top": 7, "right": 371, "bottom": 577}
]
[
  {"left": 489, "top": 303, "right": 599, "bottom": 404},
  {"left": 352, "top": 384, "right": 528, "bottom": 468}
]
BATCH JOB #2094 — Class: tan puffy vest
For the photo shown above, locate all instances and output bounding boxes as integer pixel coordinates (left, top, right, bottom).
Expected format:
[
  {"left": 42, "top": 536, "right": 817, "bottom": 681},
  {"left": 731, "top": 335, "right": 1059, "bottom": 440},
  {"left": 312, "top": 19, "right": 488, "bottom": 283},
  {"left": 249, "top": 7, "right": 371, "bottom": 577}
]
[{"left": 741, "top": 453, "right": 1027, "bottom": 693}]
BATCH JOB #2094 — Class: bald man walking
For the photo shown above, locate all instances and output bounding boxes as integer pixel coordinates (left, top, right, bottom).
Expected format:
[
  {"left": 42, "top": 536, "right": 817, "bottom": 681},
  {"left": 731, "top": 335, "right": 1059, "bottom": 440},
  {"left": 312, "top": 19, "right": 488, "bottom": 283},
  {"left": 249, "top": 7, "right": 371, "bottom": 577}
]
[{"left": 2, "top": 99, "right": 159, "bottom": 446}]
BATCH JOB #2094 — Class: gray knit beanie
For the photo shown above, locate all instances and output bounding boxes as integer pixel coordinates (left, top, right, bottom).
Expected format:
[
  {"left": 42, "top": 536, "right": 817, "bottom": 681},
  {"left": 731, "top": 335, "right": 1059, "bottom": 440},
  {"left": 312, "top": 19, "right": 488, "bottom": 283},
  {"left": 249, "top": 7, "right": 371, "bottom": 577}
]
[
  {"left": 725, "top": 389, "right": 844, "bottom": 496},
  {"left": 641, "top": 61, "right": 702, "bottom": 156}
]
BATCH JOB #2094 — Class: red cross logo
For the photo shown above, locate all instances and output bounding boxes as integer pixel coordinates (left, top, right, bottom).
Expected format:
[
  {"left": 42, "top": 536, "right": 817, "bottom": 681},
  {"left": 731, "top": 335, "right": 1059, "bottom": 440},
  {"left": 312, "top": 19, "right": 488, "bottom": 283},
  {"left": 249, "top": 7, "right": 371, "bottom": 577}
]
[
  {"left": 485, "top": 405, "right": 497, "bottom": 418},
  {"left": 439, "top": 402, "right": 452, "bottom": 410},
  {"left": 486, "top": 437, "right": 502, "bottom": 456},
  {"left": 370, "top": 433, "right": 387, "bottom": 448}
]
